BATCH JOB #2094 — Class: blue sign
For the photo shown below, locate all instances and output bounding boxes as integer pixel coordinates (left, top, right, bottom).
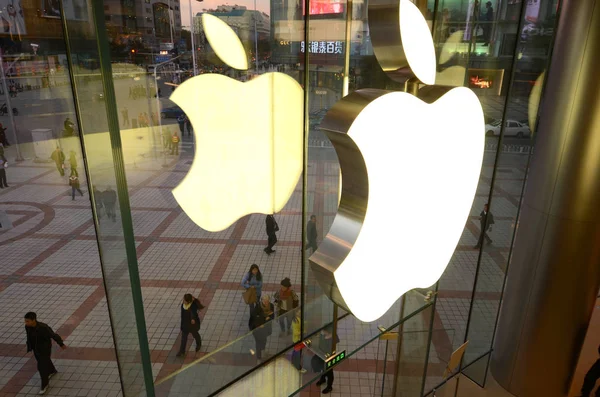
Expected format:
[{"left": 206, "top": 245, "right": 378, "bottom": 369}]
[{"left": 155, "top": 55, "right": 171, "bottom": 63}]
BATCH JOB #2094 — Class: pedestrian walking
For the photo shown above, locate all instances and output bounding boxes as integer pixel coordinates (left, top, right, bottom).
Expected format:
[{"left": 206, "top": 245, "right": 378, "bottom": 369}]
[
  {"left": 103, "top": 186, "right": 117, "bottom": 221},
  {"left": 264, "top": 215, "right": 279, "bottom": 255},
  {"left": 305, "top": 214, "right": 318, "bottom": 253},
  {"left": 151, "top": 112, "right": 158, "bottom": 126},
  {"left": 482, "top": 1, "right": 494, "bottom": 46},
  {"left": 314, "top": 325, "right": 339, "bottom": 394},
  {"left": 242, "top": 264, "right": 263, "bottom": 313},
  {"left": 93, "top": 187, "right": 104, "bottom": 218},
  {"left": 291, "top": 310, "right": 306, "bottom": 372},
  {"left": 176, "top": 294, "right": 205, "bottom": 357},
  {"left": 68, "top": 150, "right": 78, "bottom": 177},
  {"left": 69, "top": 172, "right": 83, "bottom": 200},
  {"left": 24, "top": 312, "right": 67, "bottom": 395},
  {"left": 248, "top": 294, "right": 274, "bottom": 362},
  {"left": 177, "top": 115, "right": 186, "bottom": 135},
  {"left": 474, "top": 203, "right": 494, "bottom": 249},
  {"left": 171, "top": 132, "right": 180, "bottom": 155},
  {"left": 580, "top": 345, "right": 600, "bottom": 397},
  {"left": 273, "top": 278, "right": 298, "bottom": 336},
  {"left": 162, "top": 127, "right": 170, "bottom": 149},
  {"left": 0, "top": 123, "right": 9, "bottom": 146},
  {"left": 143, "top": 112, "right": 150, "bottom": 127},
  {"left": 0, "top": 157, "right": 8, "bottom": 188},
  {"left": 138, "top": 113, "right": 144, "bottom": 128},
  {"left": 121, "top": 106, "right": 129, "bottom": 127},
  {"left": 185, "top": 118, "right": 192, "bottom": 136},
  {"left": 51, "top": 147, "right": 65, "bottom": 176}
]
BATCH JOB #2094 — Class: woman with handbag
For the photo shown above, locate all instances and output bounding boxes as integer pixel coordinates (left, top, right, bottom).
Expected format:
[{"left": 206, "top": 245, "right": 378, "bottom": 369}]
[
  {"left": 274, "top": 277, "right": 299, "bottom": 336},
  {"left": 176, "top": 293, "right": 205, "bottom": 357},
  {"left": 242, "top": 264, "right": 263, "bottom": 313}
]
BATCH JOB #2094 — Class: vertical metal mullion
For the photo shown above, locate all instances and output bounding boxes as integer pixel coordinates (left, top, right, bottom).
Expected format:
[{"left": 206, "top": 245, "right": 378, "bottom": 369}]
[
  {"left": 56, "top": 3, "right": 128, "bottom": 396},
  {"left": 300, "top": 0, "right": 311, "bottom": 341},
  {"left": 90, "top": 1, "right": 155, "bottom": 396}
]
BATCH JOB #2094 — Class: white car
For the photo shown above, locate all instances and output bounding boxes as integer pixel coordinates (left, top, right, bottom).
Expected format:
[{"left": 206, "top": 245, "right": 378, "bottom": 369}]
[{"left": 485, "top": 120, "right": 531, "bottom": 138}]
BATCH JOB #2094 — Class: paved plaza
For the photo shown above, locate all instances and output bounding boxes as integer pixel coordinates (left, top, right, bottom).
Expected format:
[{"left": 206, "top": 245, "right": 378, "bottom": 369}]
[{"left": 0, "top": 124, "right": 529, "bottom": 396}]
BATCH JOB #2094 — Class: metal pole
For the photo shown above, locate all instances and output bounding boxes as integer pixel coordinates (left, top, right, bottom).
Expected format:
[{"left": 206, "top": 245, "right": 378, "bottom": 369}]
[
  {"left": 342, "top": 0, "right": 353, "bottom": 97},
  {"left": 168, "top": 0, "right": 174, "bottom": 47},
  {"left": 0, "top": 51, "right": 23, "bottom": 161},
  {"left": 189, "top": 0, "right": 197, "bottom": 76},
  {"left": 254, "top": 0, "right": 259, "bottom": 71}
]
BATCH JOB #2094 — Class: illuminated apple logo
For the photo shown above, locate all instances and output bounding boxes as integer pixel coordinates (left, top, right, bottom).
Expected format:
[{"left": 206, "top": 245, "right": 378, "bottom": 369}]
[
  {"left": 170, "top": 14, "right": 304, "bottom": 232},
  {"left": 309, "top": 0, "right": 485, "bottom": 322}
]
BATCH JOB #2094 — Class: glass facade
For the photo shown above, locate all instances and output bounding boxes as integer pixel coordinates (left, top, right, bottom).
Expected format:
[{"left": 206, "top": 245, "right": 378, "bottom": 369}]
[{"left": 0, "top": 0, "right": 561, "bottom": 396}]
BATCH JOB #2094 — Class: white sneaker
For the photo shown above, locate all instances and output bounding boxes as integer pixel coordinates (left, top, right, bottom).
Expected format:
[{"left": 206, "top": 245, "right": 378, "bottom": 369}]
[
  {"left": 39, "top": 386, "right": 48, "bottom": 395},
  {"left": 299, "top": 368, "right": 307, "bottom": 373}
]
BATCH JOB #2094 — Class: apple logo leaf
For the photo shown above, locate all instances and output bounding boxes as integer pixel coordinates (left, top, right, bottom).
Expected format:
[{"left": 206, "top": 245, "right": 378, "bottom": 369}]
[
  {"left": 368, "top": 0, "right": 436, "bottom": 84},
  {"left": 201, "top": 13, "right": 248, "bottom": 70}
]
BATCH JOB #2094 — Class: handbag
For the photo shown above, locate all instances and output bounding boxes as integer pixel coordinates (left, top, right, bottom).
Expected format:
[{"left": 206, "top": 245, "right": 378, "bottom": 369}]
[{"left": 242, "top": 287, "right": 257, "bottom": 304}]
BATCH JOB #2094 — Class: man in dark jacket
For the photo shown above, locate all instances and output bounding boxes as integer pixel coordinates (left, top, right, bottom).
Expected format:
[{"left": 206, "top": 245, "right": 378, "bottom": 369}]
[
  {"left": 24, "top": 312, "right": 67, "bottom": 395},
  {"left": 474, "top": 203, "right": 494, "bottom": 249},
  {"left": 176, "top": 294, "right": 204, "bottom": 357},
  {"left": 305, "top": 215, "right": 318, "bottom": 253},
  {"left": 482, "top": 1, "right": 494, "bottom": 45},
  {"left": 264, "top": 215, "right": 278, "bottom": 255},
  {"left": 581, "top": 345, "right": 600, "bottom": 397}
]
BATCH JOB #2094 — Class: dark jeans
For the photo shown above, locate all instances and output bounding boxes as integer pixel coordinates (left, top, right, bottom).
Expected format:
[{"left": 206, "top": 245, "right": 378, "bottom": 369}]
[
  {"left": 278, "top": 309, "right": 290, "bottom": 332},
  {"left": 581, "top": 360, "right": 600, "bottom": 397},
  {"left": 253, "top": 333, "right": 267, "bottom": 359},
  {"left": 105, "top": 203, "right": 116, "bottom": 220},
  {"left": 305, "top": 240, "right": 317, "bottom": 253},
  {"left": 71, "top": 186, "right": 83, "bottom": 199},
  {"left": 178, "top": 329, "right": 202, "bottom": 354},
  {"left": 0, "top": 169, "right": 7, "bottom": 187},
  {"left": 476, "top": 228, "right": 492, "bottom": 247},
  {"left": 319, "top": 370, "right": 334, "bottom": 389},
  {"left": 34, "top": 353, "right": 57, "bottom": 389},
  {"left": 267, "top": 234, "right": 277, "bottom": 252}
]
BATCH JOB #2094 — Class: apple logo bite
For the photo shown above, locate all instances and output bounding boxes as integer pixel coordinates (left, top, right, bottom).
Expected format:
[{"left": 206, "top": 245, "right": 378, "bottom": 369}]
[
  {"left": 309, "top": 0, "right": 485, "bottom": 322},
  {"left": 170, "top": 14, "right": 304, "bottom": 232}
]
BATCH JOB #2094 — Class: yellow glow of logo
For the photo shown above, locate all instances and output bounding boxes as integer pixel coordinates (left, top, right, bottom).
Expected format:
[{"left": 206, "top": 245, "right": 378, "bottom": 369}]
[{"left": 170, "top": 59, "right": 303, "bottom": 231}]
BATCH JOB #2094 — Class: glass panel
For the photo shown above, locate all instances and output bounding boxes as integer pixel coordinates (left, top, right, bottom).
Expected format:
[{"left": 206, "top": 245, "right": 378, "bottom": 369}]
[
  {"left": 61, "top": 1, "right": 156, "bottom": 394},
  {"left": 421, "top": 0, "right": 533, "bottom": 389},
  {"left": 81, "top": 0, "right": 309, "bottom": 390},
  {"left": 302, "top": 0, "right": 347, "bottom": 336},
  {"left": 462, "top": 0, "right": 559, "bottom": 385},
  {"left": 290, "top": 299, "right": 434, "bottom": 396}
]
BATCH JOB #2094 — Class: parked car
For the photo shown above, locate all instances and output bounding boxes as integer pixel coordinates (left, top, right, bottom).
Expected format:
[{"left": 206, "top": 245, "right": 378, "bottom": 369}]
[
  {"left": 485, "top": 120, "right": 531, "bottom": 138},
  {"left": 161, "top": 106, "right": 184, "bottom": 119}
]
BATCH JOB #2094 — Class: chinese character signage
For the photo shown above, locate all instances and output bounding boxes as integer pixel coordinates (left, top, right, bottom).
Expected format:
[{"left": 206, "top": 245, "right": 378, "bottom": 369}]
[
  {"left": 325, "top": 350, "right": 346, "bottom": 370},
  {"left": 301, "top": 41, "right": 344, "bottom": 54}
]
